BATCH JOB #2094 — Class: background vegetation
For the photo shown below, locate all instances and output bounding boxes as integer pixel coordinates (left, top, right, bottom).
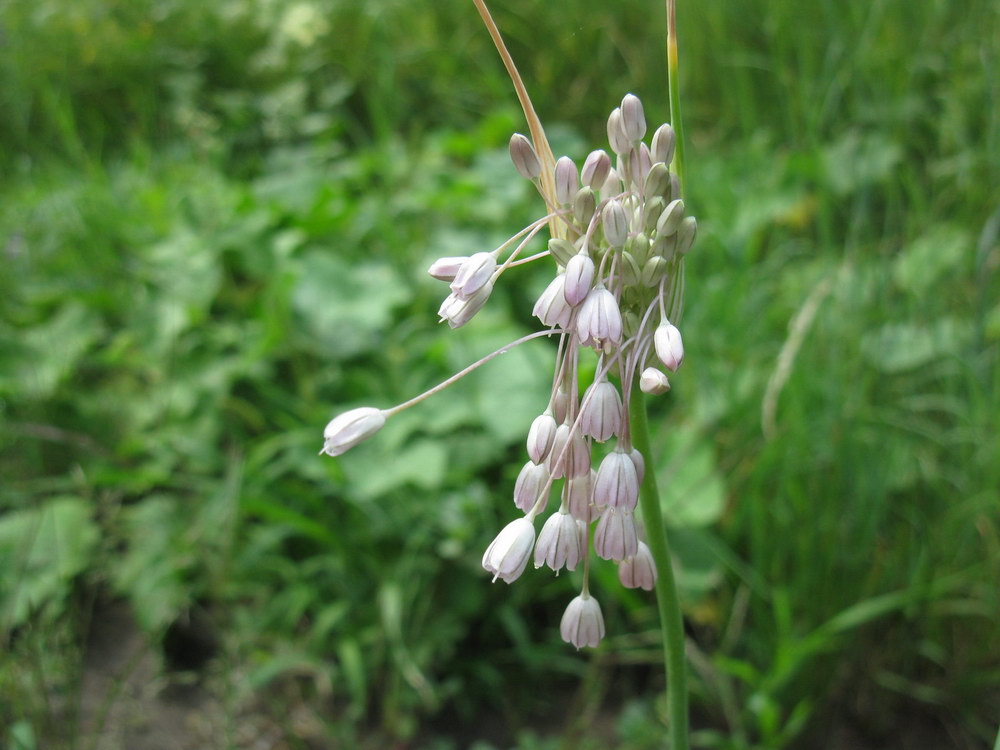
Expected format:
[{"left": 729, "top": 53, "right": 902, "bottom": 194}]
[{"left": 1, "top": 0, "right": 998, "bottom": 748}]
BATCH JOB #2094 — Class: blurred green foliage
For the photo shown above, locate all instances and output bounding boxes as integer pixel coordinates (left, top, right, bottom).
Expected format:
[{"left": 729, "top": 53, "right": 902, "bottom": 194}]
[{"left": 1, "top": 0, "right": 998, "bottom": 748}]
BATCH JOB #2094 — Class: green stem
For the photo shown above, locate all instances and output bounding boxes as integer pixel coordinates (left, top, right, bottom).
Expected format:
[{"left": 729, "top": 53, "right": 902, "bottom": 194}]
[
  {"left": 630, "top": 391, "right": 689, "bottom": 750},
  {"left": 666, "top": 0, "right": 687, "bottom": 196}
]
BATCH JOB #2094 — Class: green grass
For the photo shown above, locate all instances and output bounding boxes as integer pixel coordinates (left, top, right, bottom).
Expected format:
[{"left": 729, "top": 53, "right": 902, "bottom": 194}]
[{"left": 1, "top": 0, "right": 998, "bottom": 748}]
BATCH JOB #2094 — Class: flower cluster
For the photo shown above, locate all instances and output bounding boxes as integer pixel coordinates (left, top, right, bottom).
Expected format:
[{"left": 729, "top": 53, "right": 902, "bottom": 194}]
[{"left": 322, "top": 94, "right": 695, "bottom": 649}]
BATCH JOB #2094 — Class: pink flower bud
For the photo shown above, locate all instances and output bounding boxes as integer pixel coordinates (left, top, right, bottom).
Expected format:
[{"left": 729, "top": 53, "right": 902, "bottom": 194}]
[
  {"left": 509, "top": 133, "right": 541, "bottom": 180},
  {"left": 653, "top": 321, "right": 684, "bottom": 371},
  {"left": 576, "top": 285, "right": 623, "bottom": 348},
  {"left": 629, "top": 448, "right": 645, "bottom": 486},
  {"left": 579, "top": 379, "right": 623, "bottom": 442},
  {"left": 532, "top": 274, "right": 573, "bottom": 329},
  {"left": 534, "top": 510, "right": 584, "bottom": 572},
  {"left": 594, "top": 507, "right": 638, "bottom": 561},
  {"left": 514, "top": 460, "right": 550, "bottom": 513},
  {"left": 606, "top": 108, "right": 631, "bottom": 156},
  {"left": 554, "top": 156, "right": 579, "bottom": 205},
  {"left": 547, "top": 423, "right": 591, "bottom": 480},
  {"left": 563, "top": 253, "right": 595, "bottom": 307},
  {"left": 437, "top": 281, "right": 493, "bottom": 329},
  {"left": 627, "top": 143, "right": 652, "bottom": 187},
  {"left": 620, "top": 93, "right": 647, "bottom": 142},
  {"left": 640, "top": 367, "right": 671, "bottom": 394},
  {"left": 450, "top": 251, "right": 497, "bottom": 299},
  {"left": 651, "top": 123, "right": 676, "bottom": 165},
  {"left": 551, "top": 386, "right": 571, "bottom": 425},
  {"left": 566, "top": 469, "right": 598, "bottom": 522},
  {"left": 581, "top": 149, "right": 612, "bottom": 190},
  {"left": 321, "top": 407, "right": 386, "bottom": 457},
  {"left": 601, "top": 199, "right": 628, "bottom": 248},
  {"left": 593, "top": 450, "right": 639, "bottom": 510},
  {"left": 618, "top": 541, "right": 657, "bottom": 591},
  {"left": 482, "top": 517, "right": 536, "bottom": 584},
  {"left": 560, "top": 593, "right": 606, "bottom": 649},
  {"left": 427, "top": 255, "right": 469, "bottom": 282},
  {"left": 526, "top": 412, "right": 558, "bottom": 463}
]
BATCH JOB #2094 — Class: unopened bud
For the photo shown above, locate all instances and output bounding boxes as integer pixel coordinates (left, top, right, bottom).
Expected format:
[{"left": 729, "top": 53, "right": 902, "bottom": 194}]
[
  {"left": 601, "top": 200, "right": 628, "bottom": 248},
  {"left": 620, "top": 250, "right": 642, "bottom": 287},
  {"left": 534, "top": 510, "right": 584, "bottom": 572},
  {"left": 533, "top": 274, "right": 573, "bottom": 329},
  {"left": 656, "top": 199, "right": 686, "bottom": 237},
  {"left": 620, "top": 93, "right": 647, "bottom": 142},
  {"left": 551, "top": 386, "right": 571, "bottom": 425},
  {"left": 618, "top": 541, "right": 657, "bottom": 591},
  {"left": 581, "top": 149, "right": 612, "bottom": 190},
  {"left": 555, "top": 156, "right": 579, "bottom": 204},
  {"left": 654, "top": 321, "right": 684, "bottom": 371},
  {"left": 527, "top": 412, "right": 558, "bottom": 463},
  {"left": 669, "top": 173, "right": 681, "bottom": 202},
  {"left": 629, "top": 448, "right": 645, "bottom": 485},
  {"left": 640, "top": 255, "right": 669, "bottom": 287},
  {"left": 509, "top": 133, "right": 541, "bottom": 180},
  {"left": 651, "top": 123, "right": 676, "bottom": 165},
  {"left": 606, "top": 108, "right": 631, "bottom": 156},
  {"left": 547, "top": 238, "right": 576, "bottom": 267},
  {"left": 640, "top": 367, "right": 671, "bottom": 394},
  {"left": 514, "top": 460, "right": 551, "bottom": 513},
  {"left": 601, "top": 167, "right": 623, "bottom": 196},
  {"left": 627, "top": 144, "right": 652, "bottom": 188},
  {"left": 321, "top": 407, "right": 387, "bottom": 457},
  {"left": 438, "top": 282, "right": 493, "bottom": 329},
  {"left": 653, "top": 232, "right": 677, "bottom": 261},
  {"left": 560, "top": 593, "right": 605, "bottom": 649},
  {"left": 642, "top": 197, "right": 666, "bottom": 234},
  {"left": 450, "top": 251, "right": 497, "bottom": 299},
  {"left": 548, "top": 423, "right": 591, "bottom": 479},
  {"left": 573, "top": 187, "right": 597, "bottom": 226},
  {"left": 627, "top": 232, "right": 653, "bottom": 266},
  {"left": 677, "top": 216, "right": 698, "bottom": 255},
  {"left": 564, "top": 253, "right": 596, "bottom": 306},
  {"left": 643, "top": 162, "right": 671, "bottom": 202},
  {"left": 428, "top": 255, "right": 469, "bottom": 282},
  {"left": 482, "top": 517, "right": 536, "bottom": 583}
]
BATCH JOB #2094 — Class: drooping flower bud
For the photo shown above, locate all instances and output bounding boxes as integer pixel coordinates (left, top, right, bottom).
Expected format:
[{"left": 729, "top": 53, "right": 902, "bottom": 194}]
[
  {"left": 560, "top": 593, "right": 605, "bottom": 649},
  {"left": 628, "top": 448, "right": 645, "bottom": 486},
  {"left": 532, "top": 274, "right": 573, "bottom": 329},
  {"left": 534, "top": 510, "right": 584, "bottom": 572},
  {"left": 526, "top": 412, "right": 558, "bottom": 463},
  {"left": 576, "top": 285, "right": 623, "bottom": 347},
  {"left": 620, "top": 93, "right": 647, "bottom": 142},
  {"left": 676, "top": 215, "right": 698, "bottom": 255},
  {"left": 514, "top": 460, "right": 551, "bottom": 513},
  {"left": 551, "top": 386, "right": 571, "bottom": 425},
  {"left": 606, "top": 107, "right": 631, "bottom": 156},
  {"left": 438, "top": 281, "right": 493, "bottom": 329},
  {"left": 482, "top": 517, "right": 536, "bottom": 583},
  {"left": 618, "top": 541, "right": 657, "bottom": 591},
  {"left": 321, "top": 407, "right": 386, "bottom": 457},
  {"left": 581, "top": 149, "right": 612, "bottom": 190},
  {"left": 593, "top": 449, "right": 639, "bottom": 510},
  {"left": 427, "top": 255, "right": 469, "bottom": 282},
  {"left": 547, "top": 423, "right": 591, "bottom": 479},
  {"left": 563, "top": 253, "right": 596, "bottom": 306},
  {"left": 640, "top": 366, "right": 671, "bottom": 394},
  {"left": 566, "top": 469, "right": 598, "bottom": 523},
  {"left": 594, "top": 507, "right": 639, "bottom": 561},
  {"left": 554, "top": 156, "right": 579, "bottom": 205},
  {"left": 602, "top": 199, "right": 628, "bottom": 248},
  {"left": 547, "top": 238, "right": 576, "bottom": 267},
  {"left": 579, "top": 379, "right": 623, "bottom": 442},
  {"left": 654, "top": 320, "right": 684, "bottom": 371},
  {"left": 656, "top": 199, "right": 685, "bottom": 237},
  {"left": 450, "top": 251, "right": 497, "bottom": 299},
  {"left": 509, "top": 133, "right": 541, "bottom": 180},
  {"left": 651, "top": 123, "right": 676, "bottom": 165}
]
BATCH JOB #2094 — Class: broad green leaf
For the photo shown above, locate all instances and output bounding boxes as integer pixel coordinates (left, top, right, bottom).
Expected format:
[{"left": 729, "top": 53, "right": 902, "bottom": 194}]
[{"left": 861, "top": 317, "right": 973, "bottom": 372}]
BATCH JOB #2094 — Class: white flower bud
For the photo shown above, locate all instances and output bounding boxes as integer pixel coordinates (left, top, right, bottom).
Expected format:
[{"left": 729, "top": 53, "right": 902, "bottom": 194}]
[
  {"left": 619, "top": 541, "right": 657, "bottom": 591},
  {"left": 576, "top": 285, "right": 623, "bottom": 347},
  {"left": 654, "top": 321, "right": 684, "bottom": 372},
  {"left": 427, "top": 255, "right": 469, "bottom": 282},
  {"left": 594, "top": 507, "right": 638, "bottom": 561},
  {"left": 438, "top": 281, "right": 493, "bottom": 329},
  {"left": 526, "top": 412, "right": 558, "bottom": 463},
  {"left": 656, "top": 199, "right": 685, "bottom": 237},
  {"left": 547, "top": 238, "right": 577, "bottom": 267},
  {"left": 593, "top": 450, "right": 639, "bottom": 510},
  {"left": 579, "top": 379, "right": 623, "bottom": 442},
  {"left": 482, "top": 517, "right": 536, "bottom": 583},
  {"left": 566, "top": 469, "right": 598, "bottom": 522},
  {"left": 321, "top": 407, "right": 386, "bottom": 457},
  {"left": 509, "top": 133, "right": 541, "bottom": 180},
  {"left": 514, "top": 460, "right": 550, "bottom": 513},
  {"left": 450, "top": 251, "right": 497, "bottom": 299},
  {"left": 651, "top": 123, "right": 676, "bottom": 165},
  {"left": 581, "top": 149, "right": 612, "bottom": 190},
  {"left": 560, "top": 593, "right": 606, "bottom": 649},
  {"left": 629, "top": 448, "right": 645, "bottom": 485},
  {"left": 620, "top": 93, "right": 647, "bottom": 142},
  {"left": 640, "top": 366, "right": 671, "bottom": 394},
  {"left": 534, "top": 510, "right": 584, "bottom": 572},
  {"left": 677, "top": 215, "right": 698, "bottom": 255},
  {"left": 627, "top": 143, "right": 652, "bottom": 188},
  {"left": 563, "top": 253, "right": 595, "bottom": 307},
  {"left": 601, "top": 199, "right": 628, "bottom": 248},
  {"left": 554, "top": 156, "right": 579, "bottom": 205},
  {"left": 532, "top": 274, "right": 573, "bottom": 329},
  {"left": 547, "top": 423, "right": 591, "bottom": 480},
  {"left": 601, "top": 167, "right": 623, "bottom": 196},
  {"left": 643, "top": 162, "right": 671, "bottom": 202},
  {"left": 551, "top": 386, "right": 571, "bottom": 425},
  {"left": 606, "top": 107, "right": 631, "bottom": 156}
]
